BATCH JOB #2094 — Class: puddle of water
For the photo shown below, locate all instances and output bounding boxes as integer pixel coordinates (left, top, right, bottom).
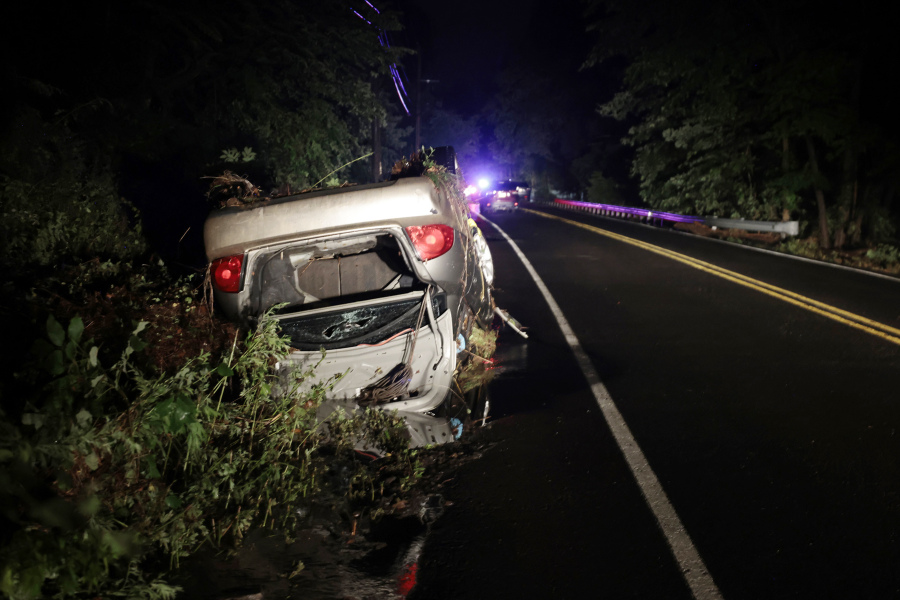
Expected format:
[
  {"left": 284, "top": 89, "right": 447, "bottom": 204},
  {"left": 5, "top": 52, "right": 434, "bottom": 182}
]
[
  {"left": 341, "top": 496, "right": 444, "bottom": 599},
  {"left": 492, "top": 341, "right": 529, "bottom": 377},
  {"left": 174, "top": 515, "right": 431, "bottom": 600}
]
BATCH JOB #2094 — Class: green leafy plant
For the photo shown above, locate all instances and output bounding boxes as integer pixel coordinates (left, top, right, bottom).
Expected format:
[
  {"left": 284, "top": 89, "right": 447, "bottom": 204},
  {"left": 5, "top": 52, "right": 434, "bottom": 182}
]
[
  {"left": 865, "top": 244, "right": 900, "bottom": 266},
  {"left": 219, "top": 147, "right": 257, "bottom": 163},
  {"left": 1, "top": 305, "right": 424, "bottom": 599},
  {"left": 0, "top": 173, "right": 147, "bottom": 272}
]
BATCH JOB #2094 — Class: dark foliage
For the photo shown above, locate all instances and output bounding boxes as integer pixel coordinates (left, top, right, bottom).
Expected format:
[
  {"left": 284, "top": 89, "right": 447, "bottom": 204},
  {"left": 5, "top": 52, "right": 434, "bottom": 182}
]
[{"left": 585, "top": 0, "right": 900, "bottom": 250}]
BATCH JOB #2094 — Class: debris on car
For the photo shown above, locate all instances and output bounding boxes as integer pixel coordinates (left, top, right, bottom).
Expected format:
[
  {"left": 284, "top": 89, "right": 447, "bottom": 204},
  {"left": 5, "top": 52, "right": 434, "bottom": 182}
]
[{"left": 203, "top": 170, "right": 261, "bottom": 207}]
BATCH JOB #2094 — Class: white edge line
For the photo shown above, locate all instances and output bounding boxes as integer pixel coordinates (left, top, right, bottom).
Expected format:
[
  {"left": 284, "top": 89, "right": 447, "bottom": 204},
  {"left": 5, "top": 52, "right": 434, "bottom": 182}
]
[{"left": 483, "top": 215, "right": 724, "bottom": 600}]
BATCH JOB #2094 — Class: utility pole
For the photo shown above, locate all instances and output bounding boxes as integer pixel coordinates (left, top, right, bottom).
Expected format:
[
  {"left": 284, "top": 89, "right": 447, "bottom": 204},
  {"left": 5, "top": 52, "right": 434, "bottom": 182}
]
[
  {"left": 415, "top": 48, "right": 421, "bottom": 152},
  {"left": 414, "top": 48, "right": 438, "bottom": 154}
]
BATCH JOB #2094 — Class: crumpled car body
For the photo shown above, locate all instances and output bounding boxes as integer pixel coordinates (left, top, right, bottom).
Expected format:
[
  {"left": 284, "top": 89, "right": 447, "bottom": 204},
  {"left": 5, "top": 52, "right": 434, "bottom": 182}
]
[{"left": 204, "top": 175, "right": 494, "bottom": 419}]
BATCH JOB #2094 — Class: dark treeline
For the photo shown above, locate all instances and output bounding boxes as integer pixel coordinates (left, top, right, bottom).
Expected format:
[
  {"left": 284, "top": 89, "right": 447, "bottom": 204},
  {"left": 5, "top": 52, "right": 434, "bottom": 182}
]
[
  {"left": 5, "top": 0, "right": 898, "bottom": 261},
  {"left": 585, "top": 0, "right": 900, "bottom": 250},
  {"left": 0, "top": 4, "right": 426, "bottom": 599},
  {"left": 2, "top": 0, "right": 410, "bottom": 266}
]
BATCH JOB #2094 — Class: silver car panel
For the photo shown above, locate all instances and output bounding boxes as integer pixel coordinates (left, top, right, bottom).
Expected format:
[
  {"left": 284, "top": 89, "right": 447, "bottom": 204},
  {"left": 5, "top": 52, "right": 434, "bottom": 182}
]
[
  {"left": 206, "top": 178, "right": 492, "bottom": 330},
  {"left": 204, "top": 177, "right": 464, "bottom": 261}
]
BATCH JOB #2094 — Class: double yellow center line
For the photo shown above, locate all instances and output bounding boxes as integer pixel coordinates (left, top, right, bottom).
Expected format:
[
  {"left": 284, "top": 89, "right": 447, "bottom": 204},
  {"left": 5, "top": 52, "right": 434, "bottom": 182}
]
[{"left": 525, "top": 208, "right": 900, "bottom": 347}]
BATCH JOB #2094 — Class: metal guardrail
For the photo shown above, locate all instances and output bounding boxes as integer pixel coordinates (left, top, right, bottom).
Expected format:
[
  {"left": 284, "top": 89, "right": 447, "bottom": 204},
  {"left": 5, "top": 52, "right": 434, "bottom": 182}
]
[
  {"left": 552, "top": 199, "right": 800, "bottom": 237},
  {"left": 702, "top": 217, "right": 799, "bottom": 236}
]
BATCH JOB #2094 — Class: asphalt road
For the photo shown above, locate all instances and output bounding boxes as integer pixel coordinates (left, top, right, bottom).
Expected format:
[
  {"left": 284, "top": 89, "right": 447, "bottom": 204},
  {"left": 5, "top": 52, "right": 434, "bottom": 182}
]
[{"left": 410, "top": 206, "right": 900, "bottom": 599}]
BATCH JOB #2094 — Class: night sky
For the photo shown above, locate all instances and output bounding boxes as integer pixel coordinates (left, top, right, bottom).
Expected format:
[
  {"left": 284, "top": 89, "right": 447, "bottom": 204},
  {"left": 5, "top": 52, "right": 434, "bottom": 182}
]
[{"left": 393, "top": 0, "right": 597, "bottom": 117}]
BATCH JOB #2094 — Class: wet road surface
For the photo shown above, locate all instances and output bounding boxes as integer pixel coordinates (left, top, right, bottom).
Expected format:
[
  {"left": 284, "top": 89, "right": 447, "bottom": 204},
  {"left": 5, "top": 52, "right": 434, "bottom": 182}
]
[{"left": 410, "top": 206, "right": 900, "bottom": 599}]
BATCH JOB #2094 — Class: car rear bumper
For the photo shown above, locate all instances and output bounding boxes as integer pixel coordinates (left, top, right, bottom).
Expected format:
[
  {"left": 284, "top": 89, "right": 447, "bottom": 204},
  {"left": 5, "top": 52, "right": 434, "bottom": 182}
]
[{"left": 274, "top": 300, "right": 456, "bottom": 414}]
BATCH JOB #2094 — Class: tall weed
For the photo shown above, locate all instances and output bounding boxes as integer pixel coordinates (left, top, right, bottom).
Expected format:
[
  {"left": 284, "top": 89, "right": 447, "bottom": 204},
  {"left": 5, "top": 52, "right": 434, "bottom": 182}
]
[{"left": 1, "top": 309, "right": 417, "bottom": 599}]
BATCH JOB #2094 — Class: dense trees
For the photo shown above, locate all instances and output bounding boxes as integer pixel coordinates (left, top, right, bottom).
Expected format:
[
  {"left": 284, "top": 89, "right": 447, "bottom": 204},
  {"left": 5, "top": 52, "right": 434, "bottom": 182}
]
[
  {"left": 585, "top": 0, "right": 900, "bottom": 249},
  {"left": 410, "top": 0, "right": 603, "bottom": 199},
  {"left": 1, "top": 4, "right": 418, "bottom": 597},
  {"left": 477, "top": 62, "right": 601, "bottom": 199},
  {"left": 3, "top": 1, "right": 406, "bottom": 251}
]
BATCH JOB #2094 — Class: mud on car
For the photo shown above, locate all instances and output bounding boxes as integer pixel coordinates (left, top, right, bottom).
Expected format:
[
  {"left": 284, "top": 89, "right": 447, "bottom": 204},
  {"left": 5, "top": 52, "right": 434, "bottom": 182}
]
[{"left": 204, "top": 171, "right": 495, "bottom": 445}]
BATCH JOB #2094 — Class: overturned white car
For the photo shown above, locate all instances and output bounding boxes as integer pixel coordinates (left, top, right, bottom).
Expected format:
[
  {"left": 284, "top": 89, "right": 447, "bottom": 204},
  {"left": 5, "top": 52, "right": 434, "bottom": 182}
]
[{"left": 204, "top": 170, "right": 494, "bottom": 439}]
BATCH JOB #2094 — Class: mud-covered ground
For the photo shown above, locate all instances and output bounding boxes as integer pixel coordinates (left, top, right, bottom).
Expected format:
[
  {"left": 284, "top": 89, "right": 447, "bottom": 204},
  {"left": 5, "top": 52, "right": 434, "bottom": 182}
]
[{"left": 172, "top": 427, "right": 495, "bottom": 600}]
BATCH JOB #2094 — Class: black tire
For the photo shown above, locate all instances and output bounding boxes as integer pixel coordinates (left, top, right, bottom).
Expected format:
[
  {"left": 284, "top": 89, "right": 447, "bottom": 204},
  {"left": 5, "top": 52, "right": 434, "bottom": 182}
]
[{"left": 429, "top": 146, "right": 458, "bottom": 174}]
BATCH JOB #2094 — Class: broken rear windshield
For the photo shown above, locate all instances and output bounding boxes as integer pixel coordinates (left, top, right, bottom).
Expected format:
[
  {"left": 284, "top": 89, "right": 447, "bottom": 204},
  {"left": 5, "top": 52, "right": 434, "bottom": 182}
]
[{"left": 277, "top": 292, "right": 447, "bottom": 350}]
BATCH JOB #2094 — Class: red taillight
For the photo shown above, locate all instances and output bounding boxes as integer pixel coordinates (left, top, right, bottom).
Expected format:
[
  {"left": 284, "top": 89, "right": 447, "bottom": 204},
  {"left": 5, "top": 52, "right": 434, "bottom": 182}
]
[
  {"left": 405, "top": 225, "right": 454, "bottom": 260},
  {"left": 211, "top": 255, "right": 244, "bottom": 293}
]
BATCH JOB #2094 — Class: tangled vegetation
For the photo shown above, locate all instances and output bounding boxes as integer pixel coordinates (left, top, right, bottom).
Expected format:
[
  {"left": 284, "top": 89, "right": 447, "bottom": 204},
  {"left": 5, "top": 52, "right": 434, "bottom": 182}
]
[
  {"left": 0, "top": 120, "right": 471, "bottom": 600},
  {"left": 0, "top": 138, "right": 425, "bottom": 600},
  {"left": 0, "top": 261, "right": 425, "bottom": 600},
  {"left": 0, "top": 4, "right": 488, "bottom": 594}
]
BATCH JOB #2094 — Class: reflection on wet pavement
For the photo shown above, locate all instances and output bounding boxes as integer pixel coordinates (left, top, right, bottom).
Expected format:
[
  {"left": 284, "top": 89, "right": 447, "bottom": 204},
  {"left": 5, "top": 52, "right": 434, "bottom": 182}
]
[
  {"left": 174, "top": 493, "right": 448, "bottom": 600},
  {"left": 492, "top": 341, "right": 529, "bottom": 377},
  {"left": 345, "top": 495, "right": 445, "bottom": 599}
]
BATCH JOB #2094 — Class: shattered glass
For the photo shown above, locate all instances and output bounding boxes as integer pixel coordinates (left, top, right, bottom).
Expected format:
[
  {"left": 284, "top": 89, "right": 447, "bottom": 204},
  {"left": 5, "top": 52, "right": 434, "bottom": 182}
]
[{"left": 278, "top": 293, "right": 447, "bottom": 350}]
